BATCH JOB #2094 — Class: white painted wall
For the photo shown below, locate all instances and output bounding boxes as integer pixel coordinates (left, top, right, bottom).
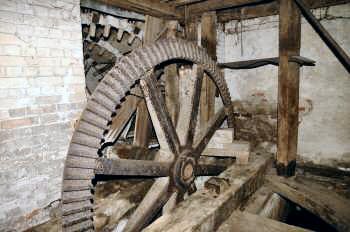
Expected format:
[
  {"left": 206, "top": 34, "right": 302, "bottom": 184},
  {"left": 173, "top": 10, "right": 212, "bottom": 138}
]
[{"left": 218, "top": 4, "right": 350, "bottom": 167}]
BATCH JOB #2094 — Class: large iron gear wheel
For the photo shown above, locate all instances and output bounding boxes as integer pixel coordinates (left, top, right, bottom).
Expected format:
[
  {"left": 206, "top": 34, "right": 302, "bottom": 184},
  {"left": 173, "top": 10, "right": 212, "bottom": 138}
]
[{"left": 61, "top": 39, "right": 234, "bottom": 232}]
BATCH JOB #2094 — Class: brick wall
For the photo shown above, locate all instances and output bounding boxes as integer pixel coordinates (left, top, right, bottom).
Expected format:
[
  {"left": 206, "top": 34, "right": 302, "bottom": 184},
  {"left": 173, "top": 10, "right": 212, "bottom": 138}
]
[{"left": 0, "top": 0, "right": 86, "bottom": 229}]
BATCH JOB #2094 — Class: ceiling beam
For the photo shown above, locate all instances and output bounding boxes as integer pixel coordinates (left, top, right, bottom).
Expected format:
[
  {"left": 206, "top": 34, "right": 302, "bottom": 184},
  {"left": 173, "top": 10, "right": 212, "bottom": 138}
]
[
  {"left": 95, "top": 0, "right": 183, "bottom": 19},
  {"left": 180, "top": 0, "right": 273, "bottom": 16},
  {"left": 216, "top": 0, "right": 350, "bottom": 22}
]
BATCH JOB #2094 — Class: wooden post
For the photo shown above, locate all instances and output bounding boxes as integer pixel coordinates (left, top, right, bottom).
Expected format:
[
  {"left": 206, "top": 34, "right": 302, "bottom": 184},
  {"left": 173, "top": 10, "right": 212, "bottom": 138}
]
[
  {"left": 276, "top": 0, "right": 301, "bottom": 177},
  {"left": 200, "top": 12, "right": 217, "bottom": 128},
  {"left": 133, "top": 16, "right": 166, "bottom": 147},
  {"left": 164, "top": 21, "right": 180, "bottom": 125}
]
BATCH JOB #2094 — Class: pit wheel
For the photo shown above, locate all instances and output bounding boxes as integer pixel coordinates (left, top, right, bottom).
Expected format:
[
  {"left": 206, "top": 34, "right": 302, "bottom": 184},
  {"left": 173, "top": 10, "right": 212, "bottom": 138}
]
[{"left": 61, "top": 39, "right": 234, "bottom": 232}]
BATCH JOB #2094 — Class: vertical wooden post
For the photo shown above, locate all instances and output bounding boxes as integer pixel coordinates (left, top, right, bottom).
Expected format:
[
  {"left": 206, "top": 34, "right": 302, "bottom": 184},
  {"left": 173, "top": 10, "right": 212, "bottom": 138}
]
[
  {"left": 200, "top": 12, "right": 217, "bottom": 128},
  {"left": 164, "top": 21, "right": 180, "bottom": 126},
  {"left": 134, "top": 16, "right": 165, "bottom": 147},
  {"left": 277, "top": 0, "right": 301, "bottom": 177}
]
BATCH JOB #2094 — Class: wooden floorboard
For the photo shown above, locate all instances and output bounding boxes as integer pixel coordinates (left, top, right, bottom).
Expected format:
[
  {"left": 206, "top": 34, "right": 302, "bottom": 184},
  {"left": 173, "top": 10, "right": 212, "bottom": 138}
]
[
  {"left": 268, "top": 175, "right": 350, "bottom": 232},
  {"left": 217, "top": 211, "right": 311, "bottom": 232}
]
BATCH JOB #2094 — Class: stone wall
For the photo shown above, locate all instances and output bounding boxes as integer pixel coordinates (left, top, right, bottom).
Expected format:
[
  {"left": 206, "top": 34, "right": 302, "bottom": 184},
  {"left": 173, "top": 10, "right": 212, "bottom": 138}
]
[
  {"left": 218, "top": 3, "right": 350, "bottom": 168},
  {"left": 0, "top": 0, "right": 86, "bottom": 230}
]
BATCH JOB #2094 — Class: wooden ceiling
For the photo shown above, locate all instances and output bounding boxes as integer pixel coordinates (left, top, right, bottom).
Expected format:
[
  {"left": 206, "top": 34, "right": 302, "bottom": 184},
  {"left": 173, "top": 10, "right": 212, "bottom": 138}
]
[{"left": 95, "top": 0, "right": 350, "bottom": 22}]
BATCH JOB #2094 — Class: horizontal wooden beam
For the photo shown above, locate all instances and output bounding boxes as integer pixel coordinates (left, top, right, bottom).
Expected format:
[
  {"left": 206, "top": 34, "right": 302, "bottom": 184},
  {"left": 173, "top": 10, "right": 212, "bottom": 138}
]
[
  {"left": 268, "top": 175, "right": 350, "bottom": 232},
  {"left": 95, "top": 0, "right": 182, "bottom": 19},
  {"left": 145, "top": 154, "right": 273, "bottom": 231},
  {"left": 217, "top": 211, "right": 311, "bottom": 232},
  {"left": 81, "top": 0, "right": 145, "bottom": 20},
  {"left": 219, "top": 56, "right": 315, "bottom": 69},
  {"left": 180, "top": 0, "right": 273, "bottom": 16},
  {"left": 217, "top": 0, "right": 350, "bottom": 22}
]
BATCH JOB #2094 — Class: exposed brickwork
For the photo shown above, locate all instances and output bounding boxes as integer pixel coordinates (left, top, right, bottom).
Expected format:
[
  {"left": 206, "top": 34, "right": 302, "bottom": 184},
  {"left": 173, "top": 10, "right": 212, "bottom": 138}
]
[{"left": 0, "top": 0, "right": 86, "bottom": 230}]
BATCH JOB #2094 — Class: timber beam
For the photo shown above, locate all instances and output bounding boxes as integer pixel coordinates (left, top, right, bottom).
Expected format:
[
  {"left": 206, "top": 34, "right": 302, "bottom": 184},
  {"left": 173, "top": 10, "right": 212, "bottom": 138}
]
[
  {"left": 268, "top": 175, "right": 350, "bottom": 231},
  {"left": 94, "top": 0, "right": 183, "bottom": 19},
  {"left": 219, "top": 56, "right": 315, "bottom": 69},
  {"left": 276, "top": 0, "right": 301, "bottom": 177},
  {"left": 293, "top": 0, "right": 350, "bottom": 73},
  {"left": 144, "top": 153, "right": 273, "bottom": 231},
  {"left": 216, "top": 0, "right": 350, "bottom": 22}
]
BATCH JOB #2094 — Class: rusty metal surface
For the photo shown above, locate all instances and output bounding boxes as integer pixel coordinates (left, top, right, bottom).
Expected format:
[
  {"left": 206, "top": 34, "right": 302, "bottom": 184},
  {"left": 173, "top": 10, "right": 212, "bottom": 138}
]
[{"left": 61, "top": 39, "right": 233, "bottom": 232}]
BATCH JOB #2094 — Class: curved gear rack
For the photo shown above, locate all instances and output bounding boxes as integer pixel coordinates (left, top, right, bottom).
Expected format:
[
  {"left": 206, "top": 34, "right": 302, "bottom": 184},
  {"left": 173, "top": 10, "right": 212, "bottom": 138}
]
[{"left": 61, "top": 39, "right": 234, "bottom": 232}]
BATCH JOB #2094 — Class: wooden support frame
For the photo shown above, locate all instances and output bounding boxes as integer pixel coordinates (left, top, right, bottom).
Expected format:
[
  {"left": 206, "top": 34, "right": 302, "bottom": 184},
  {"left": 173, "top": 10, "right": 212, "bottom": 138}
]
[
  {"left": 200, "top": 12, "right": 217, "bottom": 128},
  {"left": 293, "top": 0, "right": 350, "bottom": 73},
  {"left": 95, "top": 0, "right": 182, "bottom": 19},
  {"left": 276, "top": 0, "right": 301, "bottom": 177},
  {"left": 216, "top": 0, "right": 350, "bottom": 22},
  {"left": 133, "top": 16, "right": 166, "bottom": 148}
]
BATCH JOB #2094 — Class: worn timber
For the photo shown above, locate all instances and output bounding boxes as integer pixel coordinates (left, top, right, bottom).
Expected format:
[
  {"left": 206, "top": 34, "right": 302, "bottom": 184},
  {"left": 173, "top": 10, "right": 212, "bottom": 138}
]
[
  {"left": 268, "top": 175, "right": 350, "bottom": 232},
  {"left": 144, "top": 153, "right": 273, "bottom": 231},
  {"left": 276, "top": 0, "right": 301, "bottom": 177},
  {"left": 219, "top": 56, "right": 315, "bottom": 69},
  {"left": 217, "top": 211, "right": 311, "bottom": 232}
]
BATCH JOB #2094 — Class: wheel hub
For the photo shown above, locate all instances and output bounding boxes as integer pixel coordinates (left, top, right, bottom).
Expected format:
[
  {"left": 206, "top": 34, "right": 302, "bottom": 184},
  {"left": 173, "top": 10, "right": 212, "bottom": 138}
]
[{"left": 172, "top": 150, "right": 196, "bottom": 189}]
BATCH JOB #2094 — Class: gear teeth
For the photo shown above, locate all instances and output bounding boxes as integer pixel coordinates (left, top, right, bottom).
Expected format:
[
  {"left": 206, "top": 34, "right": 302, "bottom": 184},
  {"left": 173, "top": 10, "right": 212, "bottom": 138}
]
[
  {"left": 65, "top": 156, "right": 96, "bottom": 169},
  {"left": 62, "top": 180, "right": 93, "bottom": 192},
  {"left": 62, "top": 200, "right": 93, "bottom": 216},
  {"left": 93, "top": 91, "right": 116, "bottom": 112},
  {"left": 86, "top": 100, "right": 113, "bottom": 121},
  {"left": 69, "top": 143, "right": 99, "bottom": 158},
  {"left": 103, "top": 24, "right": 111, "bottom": 38},
  {"left": 71, "top": 132, "right": 101, "bottom": 149},
  {"left": 155, "top": 41, "right": 168, "bottom": 61},
  {"left": 62, "top": 190, "right": 93, "bottom": 203},
  {"left": 98, "top": 80, "right": 123, "bottom": 104},
  {"left": 82, "top": 110, "right": 108, "bottom": 130},
  {"left": 127, "top": 34, "right": 136, "bottom": 45},
  {"left": 88, "top": 23, "right": 96, "bottom": 38},
  {"left": 64, "top": 219, "right": 94, "bottom": 232},
  {"left": 64, "top": 168, "right": 95, "bottom": 180},
  {"left": 63, "top": 211, "right": 93, "bottom": 227},
  {"left": 117, "top": 29, "right": 124, "bottom": 41}
]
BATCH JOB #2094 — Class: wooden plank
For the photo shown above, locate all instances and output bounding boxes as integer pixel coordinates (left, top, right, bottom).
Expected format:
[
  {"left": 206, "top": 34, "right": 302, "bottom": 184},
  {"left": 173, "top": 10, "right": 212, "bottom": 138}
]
[
  {"left": 105, "top": 95, "right": 141, "bottom": 144},
  {"left": 243, "top": 184, "right": 290, "bottom": 221},
  {"left": 183, "top": 0, "right": 271, "bottom": 16},
  {"left": 133, "top": 16, "right": 165, "bottom": 148},
  {"left": 80, "top": 0, "right": 145, "bottom": 21},
  {"left": 95, "top": 0, "right": 182, "bottom": 19},
  {"left": 294, "top": 0, "right": 350, "bottom": 73},
  {"left": 268, "top": 175, "right": 350, "bottom": 232},
  {"left": 217, "top": 211, "right": 311, "bottom": 232},
  {"left": 219, "top": 56, "right": 315, "bottom": 69},
  {"left": 200, "top": 12, "right": 217, "bottom": 128},
  {"left": 144, "top": 153, "right": 274, "bottom": 232},
  {"left": 217, "top": 0, "right": 350, "bottom": 22},
  {"left": 140, "top": 74, "right": 181, "bottom": 156},
  {"left": 164, "top": 21, "right": 180, "bottom": 127},
  {"left": 202, "top": 141, "right": 250, "bottom": 164},
  {"left": 95, "top": 158, "right": 171, "bottom": 176},
  {"left": 276, "top": 0, "right": 301, "bottom": 177}
]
